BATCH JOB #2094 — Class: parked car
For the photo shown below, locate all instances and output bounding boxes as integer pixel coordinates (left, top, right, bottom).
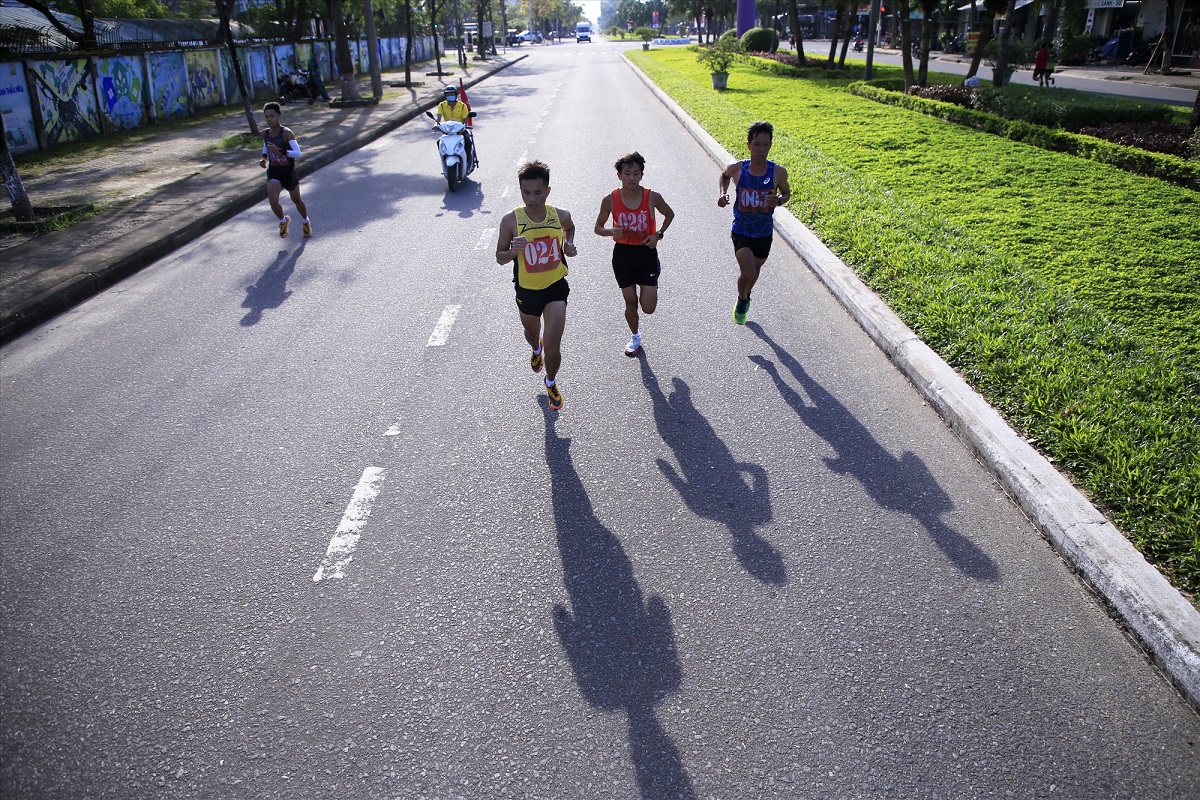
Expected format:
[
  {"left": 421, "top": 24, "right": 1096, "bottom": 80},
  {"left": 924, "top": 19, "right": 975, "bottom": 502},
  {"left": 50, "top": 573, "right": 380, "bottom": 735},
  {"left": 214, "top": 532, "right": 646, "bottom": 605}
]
[
  {"left": 517, "top": 30, "right": 541, "bottom": 44},
  {"left": 506, "top": 29, "right": 521, "bottom": 46}
]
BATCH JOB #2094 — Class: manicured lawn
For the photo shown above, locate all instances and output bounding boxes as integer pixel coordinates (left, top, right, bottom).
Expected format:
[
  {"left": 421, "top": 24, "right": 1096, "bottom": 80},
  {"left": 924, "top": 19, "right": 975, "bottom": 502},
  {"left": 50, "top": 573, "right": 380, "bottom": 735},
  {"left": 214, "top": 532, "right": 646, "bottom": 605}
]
[{"left": 630, "top": 48, "right": 1200, "bottom": 594}]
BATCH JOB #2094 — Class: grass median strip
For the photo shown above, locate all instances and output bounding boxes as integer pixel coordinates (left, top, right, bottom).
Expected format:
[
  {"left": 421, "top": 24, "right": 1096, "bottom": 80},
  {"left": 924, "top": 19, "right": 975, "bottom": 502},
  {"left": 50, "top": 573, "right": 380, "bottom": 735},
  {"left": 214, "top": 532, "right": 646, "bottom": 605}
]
[{"left": 630, "top": 48, "right": 1199, "bottom": 594}]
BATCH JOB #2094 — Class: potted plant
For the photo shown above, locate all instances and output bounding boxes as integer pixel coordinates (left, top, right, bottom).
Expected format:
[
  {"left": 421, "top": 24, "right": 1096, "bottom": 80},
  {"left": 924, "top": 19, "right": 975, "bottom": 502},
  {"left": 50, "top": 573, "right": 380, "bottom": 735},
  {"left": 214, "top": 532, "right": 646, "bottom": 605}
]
[
  {"left": 983, "top": 36, "right": 1033, "bottom": 86},
  {"left": 697, "top": 36, "right": 742, "bottom": 90},
  {"left": 635, "top": 27, "right": 655, "bottom": 51}
]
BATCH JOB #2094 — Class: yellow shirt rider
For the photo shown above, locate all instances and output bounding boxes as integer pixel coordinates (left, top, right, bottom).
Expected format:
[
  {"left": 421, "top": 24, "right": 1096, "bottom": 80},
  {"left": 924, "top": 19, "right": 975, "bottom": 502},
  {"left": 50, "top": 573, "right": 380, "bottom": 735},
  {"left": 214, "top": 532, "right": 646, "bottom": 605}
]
[{"left": 435, "top": 86, "right": 475, "bottom": 167}]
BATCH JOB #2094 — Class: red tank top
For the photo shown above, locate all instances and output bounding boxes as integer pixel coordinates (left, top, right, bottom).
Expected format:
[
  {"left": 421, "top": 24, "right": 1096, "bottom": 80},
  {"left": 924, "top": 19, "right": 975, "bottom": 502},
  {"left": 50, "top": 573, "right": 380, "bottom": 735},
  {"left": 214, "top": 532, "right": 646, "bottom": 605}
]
[{"left": 611, "top": 188, "right": 656, "bottom": 246}]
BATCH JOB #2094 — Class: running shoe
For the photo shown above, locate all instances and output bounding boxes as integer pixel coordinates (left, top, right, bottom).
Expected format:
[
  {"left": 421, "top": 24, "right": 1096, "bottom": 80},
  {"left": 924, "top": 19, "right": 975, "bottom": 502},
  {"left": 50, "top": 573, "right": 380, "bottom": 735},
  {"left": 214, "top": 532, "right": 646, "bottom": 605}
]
[
  {"left": 279, "top": 215, "right": 290, "bottom": 239},
  {"left": 733, "top": 296, "right": 750, "bottom": 325},
  {"left": 624, "top": 333, "right": 642, "bottom": 357},
  {"left": 302, "top": 219, "right": 313, "bottom": 237},
  {"left": 545, "top": 378, "right": 563, "bottom": 410},
  {"left": 530, "top": 340, "right": 544, "bottom": 373}
]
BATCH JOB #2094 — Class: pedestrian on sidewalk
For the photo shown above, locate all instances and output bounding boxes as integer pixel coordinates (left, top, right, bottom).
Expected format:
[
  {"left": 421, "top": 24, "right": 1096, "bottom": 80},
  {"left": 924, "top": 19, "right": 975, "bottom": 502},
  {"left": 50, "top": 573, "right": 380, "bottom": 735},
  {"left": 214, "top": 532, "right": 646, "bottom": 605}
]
[
  {"left": 593, "top": 151, "right": 675, "bottom": 357},
  {"left": 1034, "top": 43, "right": 1054, "bottom": 87},
  {"left": 259, "top": 102, "right": 312, "bottom": 239},
  {"left": 307, "top": 55, "right": 331, "bottom": 101},
  {"left": 717, "top": 121, "right": 790, "bottom": 325},
  {"left": 495, "top": 161, "right": 578, "bottom": 411}
]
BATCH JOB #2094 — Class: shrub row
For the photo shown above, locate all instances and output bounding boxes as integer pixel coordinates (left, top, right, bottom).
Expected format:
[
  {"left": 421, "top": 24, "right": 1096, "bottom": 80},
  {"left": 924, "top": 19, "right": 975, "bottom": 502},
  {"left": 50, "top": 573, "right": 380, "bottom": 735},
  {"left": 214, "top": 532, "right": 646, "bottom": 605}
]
[{"left": 850, "top": 81, "right": 1200, "bottom": 190}]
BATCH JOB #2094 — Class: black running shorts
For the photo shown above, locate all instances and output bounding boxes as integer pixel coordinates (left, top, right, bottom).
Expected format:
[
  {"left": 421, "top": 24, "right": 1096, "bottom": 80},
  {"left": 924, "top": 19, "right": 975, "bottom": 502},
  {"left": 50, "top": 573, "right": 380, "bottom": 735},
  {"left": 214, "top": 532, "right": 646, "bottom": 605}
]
[
  {"left": 515, "top": 278, "right": 569, "bottom": 317},
  {"left": 612, "top": 243, "right": 661, "bottom": 288},
  {"left": 732, "top": 232, "right": 772, "bottom": 260},
  {"left": 266, "top": 164, "right": 299, "bottom": 191}
]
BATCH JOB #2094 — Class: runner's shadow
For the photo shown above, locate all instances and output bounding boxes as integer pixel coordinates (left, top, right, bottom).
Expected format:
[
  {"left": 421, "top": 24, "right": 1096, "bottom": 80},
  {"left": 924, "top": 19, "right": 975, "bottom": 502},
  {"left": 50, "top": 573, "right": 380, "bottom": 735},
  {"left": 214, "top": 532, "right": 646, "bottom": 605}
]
[
  {"left": 746, "top": 322, "right": 999, "bottom": 582},
  {"left": 543, "top": 399, "right": 695, "bottom": 800},
  {"left": 638, "top": 357, "right": 786, "bottom": 586},
  {"left": 240, "top": 241, "right": 305, "bottom": 326}
]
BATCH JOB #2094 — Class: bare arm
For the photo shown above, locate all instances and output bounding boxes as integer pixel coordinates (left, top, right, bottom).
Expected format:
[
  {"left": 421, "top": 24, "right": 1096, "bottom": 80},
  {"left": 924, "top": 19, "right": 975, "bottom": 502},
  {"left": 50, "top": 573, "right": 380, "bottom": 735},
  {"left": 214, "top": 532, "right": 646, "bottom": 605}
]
[
  {"left": 593, "top": 194, "right": 619, "bottom": 238},
  {"left": 559, "top": 209, "right": 578, "bottom": 257},
  {"left": 717, "top": 162, "right": 739, "bottom": 207},
  {"left": 772, "top": 164, "right": 791, "bottom": 208},
  {"left": 495, "top": 212, "right": 524, "bottom": 265},
  {"left": 645, "top": 192, "right": 675, "bottom": 248}
]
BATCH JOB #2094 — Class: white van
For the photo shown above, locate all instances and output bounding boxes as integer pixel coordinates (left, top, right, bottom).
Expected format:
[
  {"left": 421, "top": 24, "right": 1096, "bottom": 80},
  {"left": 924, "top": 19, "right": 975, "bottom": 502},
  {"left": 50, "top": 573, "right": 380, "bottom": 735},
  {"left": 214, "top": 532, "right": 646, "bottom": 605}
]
[{"left": 575, "top": 22, "right": 591, "bottom": 43}]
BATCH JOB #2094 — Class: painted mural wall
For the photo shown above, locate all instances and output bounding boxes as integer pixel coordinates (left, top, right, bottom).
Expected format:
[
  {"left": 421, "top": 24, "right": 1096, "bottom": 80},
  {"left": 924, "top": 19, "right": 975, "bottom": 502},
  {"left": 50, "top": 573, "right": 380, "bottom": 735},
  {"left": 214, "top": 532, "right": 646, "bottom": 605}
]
[
  {"left": 28, "top": 58, "right": 102, "bottom": 146},
  {"left": 244, "top": 47, "right": 274, "bottom": 95},
  {"left": 96, "top": 54, "right": 147, "bottom": 132},
  {"left": 3, "top": 36, "right": 439, "bottom": 153},
  {"left": 1, "top": 61, "right": 38, "bottom": 155},
  {"left": 273, "top": 44, "right": 296, "bottom": 81},
  {"left": 147, "top": 51, "right": 189, "bottom": 121},
  {"left": 186, "top": 49, "right": 222, "bottom": 109}
]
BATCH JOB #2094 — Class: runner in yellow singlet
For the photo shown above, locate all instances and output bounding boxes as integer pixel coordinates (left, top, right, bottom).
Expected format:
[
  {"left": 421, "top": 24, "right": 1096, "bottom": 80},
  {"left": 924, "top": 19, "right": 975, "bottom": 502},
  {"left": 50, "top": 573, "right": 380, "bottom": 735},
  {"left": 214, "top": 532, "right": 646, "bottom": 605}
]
[{"left": 495, "top": 161, "right": 578, "bottom": 411}]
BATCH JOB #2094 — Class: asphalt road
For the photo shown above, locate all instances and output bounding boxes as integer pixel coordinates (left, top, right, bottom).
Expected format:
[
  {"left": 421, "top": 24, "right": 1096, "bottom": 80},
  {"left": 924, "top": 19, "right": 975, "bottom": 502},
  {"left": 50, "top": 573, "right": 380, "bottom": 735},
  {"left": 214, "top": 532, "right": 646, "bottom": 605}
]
[{"left": 3, "top": 40, "right": 1199, "bottom": 799}]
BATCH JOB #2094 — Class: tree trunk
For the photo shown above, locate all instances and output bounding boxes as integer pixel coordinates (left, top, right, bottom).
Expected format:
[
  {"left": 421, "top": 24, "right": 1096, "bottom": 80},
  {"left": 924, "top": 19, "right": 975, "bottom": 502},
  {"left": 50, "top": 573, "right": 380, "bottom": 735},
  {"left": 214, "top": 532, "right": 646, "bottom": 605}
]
[
  {"left": 898, "top": 0, "right": 915, "bottom": 89},
  {"left": 966, "top": 11, "right": 996, "bottom": 79},
  {"left": 477, "top": 1, "right": 489, "bottom": 59},
  {"left": 917, "top": 15, "right": 932, "bottom": 86},
  {"left": 1159, "top": 0, "right": 1176, "bottom": 74},
  {"left": 1190, "top": 90, "right": 1199, "bottom": 132},
  {"left": 787, "top": 0, "right": 807, "bottom": 66},
  {"left": 363, "top": 0, "right": 383, "bottom": 100},
  {"left": 837, "top": 8, "right": 852, "bottom": 68},
  {"left": 404, "top": 0, "right": 413, "bottom": 86},
  {"left": 431, "top": 0, "right": 445, "bottom": 77},
  {"left": 330, "top": 0, "right": 362, "bottom": 100},
  {"left": 454, "top": 0, "right": 467, "bottom": 67},
  {"left": 827, "top": 7, "right": 844, "bottom": 67},
  {"left": 215, "top": 0, "right": 260, "bottom": 136},
  {"left": 993, "top": 0, "right": 1017, "bottom": 87},
  {"left": 1, "top": 115, "right": 36, "bottom": 222}
]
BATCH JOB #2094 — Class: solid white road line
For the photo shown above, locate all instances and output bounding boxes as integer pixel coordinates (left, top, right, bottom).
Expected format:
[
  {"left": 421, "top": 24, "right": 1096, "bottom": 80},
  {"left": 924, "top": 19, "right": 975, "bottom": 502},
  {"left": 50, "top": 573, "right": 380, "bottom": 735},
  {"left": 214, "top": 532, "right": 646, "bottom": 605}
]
[
  {"left": 427, "top": 304, "right": 462, "bottom": 347},
  {"left": 312, "top": 467, "right": 385, "bottom": 582}
]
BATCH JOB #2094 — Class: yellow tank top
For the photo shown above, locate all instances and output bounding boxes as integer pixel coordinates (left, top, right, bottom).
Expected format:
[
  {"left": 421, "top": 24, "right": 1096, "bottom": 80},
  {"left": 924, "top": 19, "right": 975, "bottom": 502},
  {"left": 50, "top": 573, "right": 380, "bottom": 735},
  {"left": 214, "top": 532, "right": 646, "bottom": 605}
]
[{"left": 514, "top": 205, "right": 568, "bottom": 290}]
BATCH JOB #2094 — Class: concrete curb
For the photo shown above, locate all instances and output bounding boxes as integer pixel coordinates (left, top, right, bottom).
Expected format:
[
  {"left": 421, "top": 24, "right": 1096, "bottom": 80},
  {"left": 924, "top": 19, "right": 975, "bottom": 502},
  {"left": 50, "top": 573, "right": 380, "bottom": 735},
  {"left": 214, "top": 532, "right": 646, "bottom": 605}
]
[
  {"left": 0, "top": 57, "right": 525, "bottom": 346},
  {"left": 623, "top": 54, "right": 1200, "bottom": 711}
]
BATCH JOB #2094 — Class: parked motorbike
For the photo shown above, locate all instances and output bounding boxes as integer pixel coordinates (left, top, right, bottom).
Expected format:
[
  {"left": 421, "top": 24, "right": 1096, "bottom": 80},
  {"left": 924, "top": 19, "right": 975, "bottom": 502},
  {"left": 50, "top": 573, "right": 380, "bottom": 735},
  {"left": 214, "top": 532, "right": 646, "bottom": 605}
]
[
  {"left": 425, "top": 111, "right": 478, "bottom": 192},
  {"left": 278, "top": 71, "right": 314, "bottom": 105}
]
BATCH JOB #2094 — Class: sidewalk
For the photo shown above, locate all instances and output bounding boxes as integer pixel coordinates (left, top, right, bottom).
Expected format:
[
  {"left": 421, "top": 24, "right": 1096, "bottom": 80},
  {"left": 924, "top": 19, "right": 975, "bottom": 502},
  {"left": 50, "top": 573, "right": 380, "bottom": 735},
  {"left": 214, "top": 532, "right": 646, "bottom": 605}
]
[{"left": 0, "top": 53, "right": 524, "bottom": 344}]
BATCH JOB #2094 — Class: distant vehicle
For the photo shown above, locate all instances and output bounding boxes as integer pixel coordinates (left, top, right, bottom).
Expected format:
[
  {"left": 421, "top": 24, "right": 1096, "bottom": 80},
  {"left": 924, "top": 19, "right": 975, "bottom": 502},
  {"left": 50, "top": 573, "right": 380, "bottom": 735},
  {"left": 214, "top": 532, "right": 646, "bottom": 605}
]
[
  {"left": 576, "top": 22, "right": 591, "bottom": 42},
  {"left": 507, "top": 29, "right": 521, "bottom": 46},
  {"left": 517, "top": 30, "right": 542, "bottom": 44}
]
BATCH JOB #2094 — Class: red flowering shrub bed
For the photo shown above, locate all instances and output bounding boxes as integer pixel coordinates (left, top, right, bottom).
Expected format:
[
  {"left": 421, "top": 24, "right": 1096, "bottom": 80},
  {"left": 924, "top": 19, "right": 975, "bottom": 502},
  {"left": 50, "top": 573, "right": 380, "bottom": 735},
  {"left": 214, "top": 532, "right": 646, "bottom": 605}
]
[{"left": 1078, "top": 122, "right": 1193, "bottom": 158}]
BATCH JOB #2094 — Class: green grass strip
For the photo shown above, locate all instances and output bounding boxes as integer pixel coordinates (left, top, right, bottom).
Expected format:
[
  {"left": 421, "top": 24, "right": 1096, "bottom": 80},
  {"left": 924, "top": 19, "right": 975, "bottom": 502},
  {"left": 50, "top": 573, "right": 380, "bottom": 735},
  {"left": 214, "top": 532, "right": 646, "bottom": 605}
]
[{"left": 630, "top": 48, "right": 1200, "bottom": 593}]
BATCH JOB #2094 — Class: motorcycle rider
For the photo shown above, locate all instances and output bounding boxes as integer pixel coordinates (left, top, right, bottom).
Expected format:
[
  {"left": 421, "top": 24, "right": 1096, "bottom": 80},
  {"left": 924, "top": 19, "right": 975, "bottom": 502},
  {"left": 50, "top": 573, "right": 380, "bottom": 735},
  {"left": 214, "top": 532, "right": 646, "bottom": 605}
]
[{"left": 434, "top": 86, "right": 476, "bottom": 169}]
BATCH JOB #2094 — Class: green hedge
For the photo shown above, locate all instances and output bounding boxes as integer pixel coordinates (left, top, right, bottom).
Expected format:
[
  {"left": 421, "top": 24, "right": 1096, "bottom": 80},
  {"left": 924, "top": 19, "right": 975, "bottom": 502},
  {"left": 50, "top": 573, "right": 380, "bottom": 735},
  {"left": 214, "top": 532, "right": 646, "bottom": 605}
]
[
  {"left": 741, "top": 27, "right": 779, "bottom": 53},
  {"left": 849, "top": 82, "right": 1200, "bottom": 190}
]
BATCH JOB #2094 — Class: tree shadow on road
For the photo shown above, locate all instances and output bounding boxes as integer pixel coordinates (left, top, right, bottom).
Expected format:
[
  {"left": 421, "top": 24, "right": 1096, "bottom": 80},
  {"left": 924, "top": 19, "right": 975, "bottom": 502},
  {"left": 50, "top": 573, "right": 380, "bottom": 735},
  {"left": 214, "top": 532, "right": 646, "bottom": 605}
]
[
  {"left": 638, "top": 356, "right": 786, "bottom": 586},
  {"left": 746, "top": 322, "right": 999, "bottom": 582},
  {"left": 240, "top": 240, "right": 306, "bottom": 326},
  {"left": 542, "top": 398, "right": 696, "bottom": 799}
]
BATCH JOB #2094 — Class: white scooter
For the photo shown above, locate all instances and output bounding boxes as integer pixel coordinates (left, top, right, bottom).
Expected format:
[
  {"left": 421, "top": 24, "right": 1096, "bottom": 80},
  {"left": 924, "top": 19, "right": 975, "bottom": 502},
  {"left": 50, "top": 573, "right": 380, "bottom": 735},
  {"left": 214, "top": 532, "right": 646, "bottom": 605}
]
[{"left": 425, "top": 110, "right": 477, "bottom": 192}]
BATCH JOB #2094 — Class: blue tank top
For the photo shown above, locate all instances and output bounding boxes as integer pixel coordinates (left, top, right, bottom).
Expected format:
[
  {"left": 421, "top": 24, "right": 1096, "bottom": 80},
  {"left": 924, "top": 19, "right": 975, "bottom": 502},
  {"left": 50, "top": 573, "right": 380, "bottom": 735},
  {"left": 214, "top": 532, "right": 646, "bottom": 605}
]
[{"left": 731, "top": 161, "right": 776, "bottom": 239}]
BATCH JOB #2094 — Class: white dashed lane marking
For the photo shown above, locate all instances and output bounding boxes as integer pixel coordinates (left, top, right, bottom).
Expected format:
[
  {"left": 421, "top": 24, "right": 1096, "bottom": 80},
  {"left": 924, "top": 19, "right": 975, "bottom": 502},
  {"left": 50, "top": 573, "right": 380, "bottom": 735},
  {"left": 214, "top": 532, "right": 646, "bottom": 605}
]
[
  {"left": 426, "top": 304, "right": 462, "bottom": 347},
  {"left": 313, "top": 467, "right": 385, "bottom": 582},
  {"left": 474, "top": 228, "right": 496, "bottom": 251}
]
